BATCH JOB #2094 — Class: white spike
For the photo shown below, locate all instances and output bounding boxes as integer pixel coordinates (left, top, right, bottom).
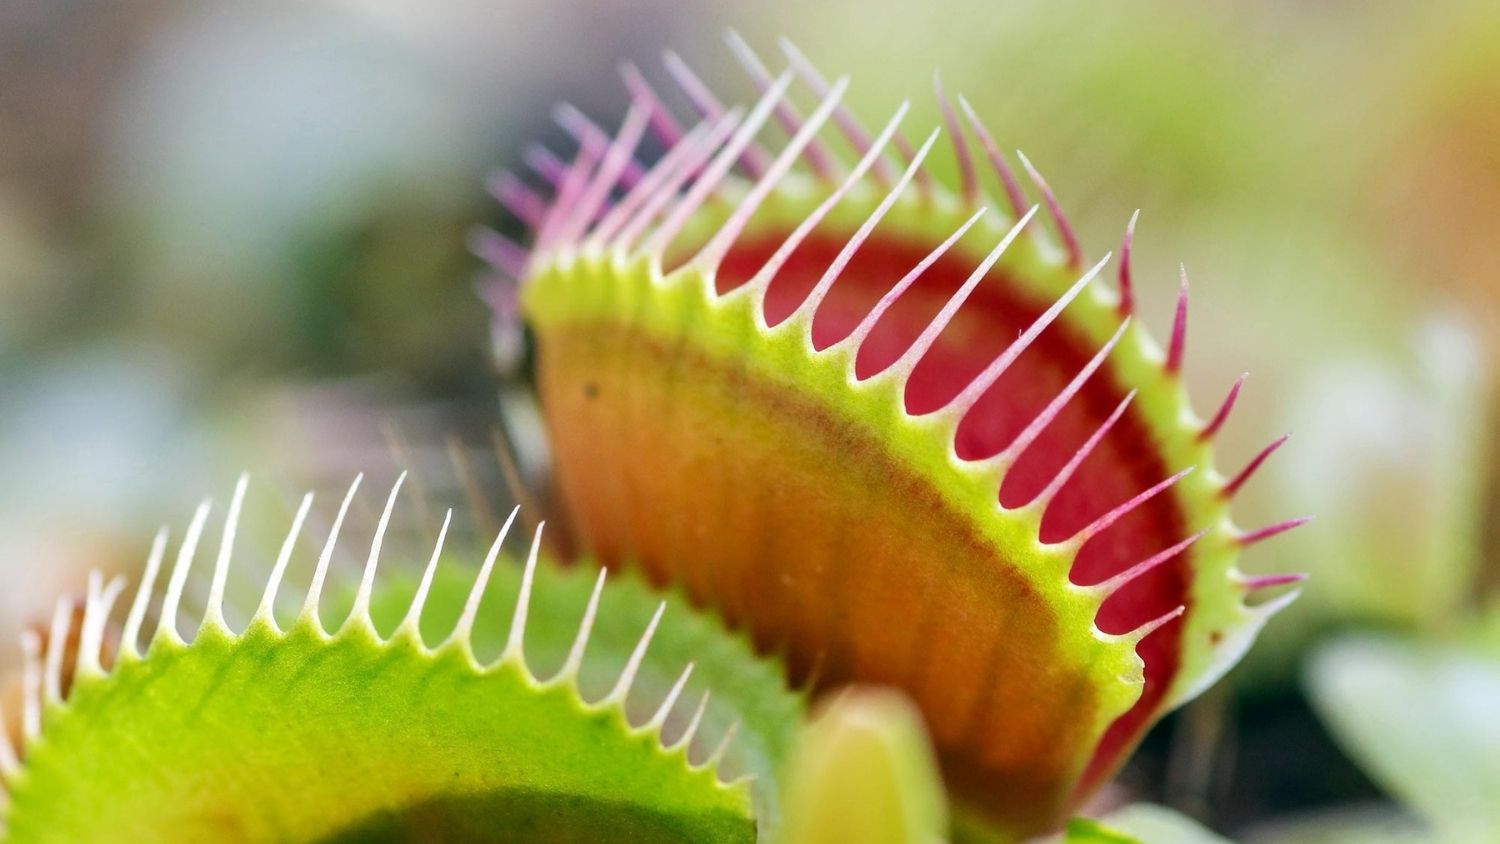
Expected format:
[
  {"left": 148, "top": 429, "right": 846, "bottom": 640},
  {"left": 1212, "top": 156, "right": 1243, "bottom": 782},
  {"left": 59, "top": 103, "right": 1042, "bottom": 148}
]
[
  {"left": 987, "top": 318, "right": 1132, "bottom": 460},
  {"left": 43, "top": 592, "right": 76, "bottom": 706},
  {"left": 645, "top": 663, "right": 696, "bottom": 733},
  {"left": 255, "top": 492, "right": 314, "bottom": 629},
  {"left": 525, "top": 144, "right": 566, "bottom": 186},
  {"left": 691, "top": 75, "right": 851, "bottom": 271},
  {"left": 842, "top": 207, "right": 987, "bottom": 353},
  {"left": 533, "top": 129, "right": 605, "bottom": 255},
  {"left": 557, "top": 567, "right": 608, "bottom": 681},
  {"left": 703, "top": 720, "right": 741, "bottom": 773},
  {"left": 589, "top": 118, "right": 714, "bottom": 249},
  {"left": 661, "top": 49, "right": 774, "bottom": 179},
  {"left": 398, "top": 509, "right": 453, "bottom": 641},
  {"left": 552, "top": 102, "right": 648, "bottom": 192},
  {"left": 302, "top": 474, "right": 364, "bottom": 631},
  {"left": 888, "top": 206, "right": 1040, "bottom": 378},
  {"left": 157, "top": 498, "right": 213, "bottom": 645},
  {"left": 722, "top": 32, "right": 772, "bottom": 86},
  {"left": 663, "top": 50, "right": 727, "bottom": 118},
  {"left": 778, "top": 37, "right": 897, "bottom": 186},
  {"left": 619, "top": 61, "right": 683, "bottom": 146},
  {"left": 450, "top": 506, "right": 521, "bottom": 649},
  {"left": 1095, "top": 530, "right": 1207, "bottom": 599},
  {"left": 0, "top": 707, "right": 20, "bottom": 778},
  {"left": 611, "top": 110, "right": 743, "bottom": 251},
  {"left": 1075, "top": 466, "right": 1196, "bottom": 546},
  {"left": 203, "top": 472, "right": 249, "bottom": 631},
  {"left": 671, "top": 691, "right": 712, "bottom": 753},
  {"left": 724, "top": 30, "right": 838, "bottom": 180},
  {"left": 605, "top": 602, "right": 667, "bottom": 707},
  {"left": 344, "top": 472, "right": 407, "bottom": 632},
  {"left": 793, "top": 125, "right": 940, "bottom": 325},
  {"left": 78, "top": 576, "right": 127, "bottom": 677},
  {"left": 642, "top": 71, "right": 794, "bottom": 256},
  {"left": 1126, "top": 605, "right": 1186, "bottom": 646},
  {"left": 1032, "top": 391, "right": 1136, "bottom": 511},
  {"left": 501, "top": 521, "right": 547, "bottom": 663},
  {"left": 1252, "top": 587, "right": 1303, "bottom": 622},
  {"left": 554, "top": 102, "right": 651, "bottom": 246},
  {"left": 553, "top": 101, "right": 610, "bottom": 151},
  {"left": 735, "top": 101, "right": 910, "bottom": 309},
  {"left": 940, "top": 250, "right": 1110, "bottom": 412},
  {"left": 20, "top": 631, "right": 42, "bottom": 741},
  {"left": 121, "top": 527, "right": 168, "bottom": 659}
]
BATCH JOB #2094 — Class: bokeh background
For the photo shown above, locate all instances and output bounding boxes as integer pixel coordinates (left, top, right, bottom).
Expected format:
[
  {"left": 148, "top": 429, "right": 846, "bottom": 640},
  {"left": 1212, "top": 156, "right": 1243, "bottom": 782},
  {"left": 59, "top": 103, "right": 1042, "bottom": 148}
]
[{"left": 3, "top": 0, "right": 1498, "bottom": 839}]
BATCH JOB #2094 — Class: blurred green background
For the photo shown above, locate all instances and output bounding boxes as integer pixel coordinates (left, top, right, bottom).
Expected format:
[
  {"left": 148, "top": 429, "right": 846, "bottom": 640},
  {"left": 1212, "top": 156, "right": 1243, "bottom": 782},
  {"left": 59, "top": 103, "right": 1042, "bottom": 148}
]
[{"left": 3, "top": 0, "right": 1498, "bottom": 839}]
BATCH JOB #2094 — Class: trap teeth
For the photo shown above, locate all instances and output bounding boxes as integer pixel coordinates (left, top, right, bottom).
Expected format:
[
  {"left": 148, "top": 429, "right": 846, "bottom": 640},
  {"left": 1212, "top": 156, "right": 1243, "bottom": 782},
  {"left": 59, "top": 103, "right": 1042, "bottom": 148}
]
[
  {"left": 504, "top": 36, "right": 1303, "bottom": 837},
  {"left": 1, "top": 477, "right": 804, "bottom": 841}
]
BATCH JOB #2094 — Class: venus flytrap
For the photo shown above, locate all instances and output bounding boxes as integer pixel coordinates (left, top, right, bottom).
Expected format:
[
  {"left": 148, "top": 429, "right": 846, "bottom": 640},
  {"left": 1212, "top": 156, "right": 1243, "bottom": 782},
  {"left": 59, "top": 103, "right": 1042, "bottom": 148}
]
[
  {"left": 492, "top": 36, "right": 1305, "bottom": 838},
  {"left": 0, "top": 36, "right": 1301, "bottom": 844},
  {"left": 0, "top": 476, "right": 804, "bottom": 843}
]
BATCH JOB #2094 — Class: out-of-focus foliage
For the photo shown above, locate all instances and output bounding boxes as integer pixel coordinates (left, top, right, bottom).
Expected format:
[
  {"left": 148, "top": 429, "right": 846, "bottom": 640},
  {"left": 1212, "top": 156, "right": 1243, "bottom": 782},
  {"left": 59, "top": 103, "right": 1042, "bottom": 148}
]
[
  {"left": 1297, "top": 634, "right": 1500, "bottom": 843},
  {"left": 1364, "top": 0, "right": 1500, "bottom": 328},
  {"left": 1243, "top": 318, "right": 1491, "bottom": 680},
  {"left": 1285, "top": 319, "right": 1489, "bottom": 629},
  {"left": 1247, "top": 808, "right": 1432, "bottom": 844}
]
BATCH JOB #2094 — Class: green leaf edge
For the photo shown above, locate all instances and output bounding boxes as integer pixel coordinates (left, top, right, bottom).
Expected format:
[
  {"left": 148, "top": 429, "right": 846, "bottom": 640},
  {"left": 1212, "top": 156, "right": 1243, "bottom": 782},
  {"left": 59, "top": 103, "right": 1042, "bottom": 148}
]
[
  {"left": 0, "top": 484, "right": 807, "bottom": 843},
  {"left": 523, "top": 170, "right": 1285, "bottom": 729}
]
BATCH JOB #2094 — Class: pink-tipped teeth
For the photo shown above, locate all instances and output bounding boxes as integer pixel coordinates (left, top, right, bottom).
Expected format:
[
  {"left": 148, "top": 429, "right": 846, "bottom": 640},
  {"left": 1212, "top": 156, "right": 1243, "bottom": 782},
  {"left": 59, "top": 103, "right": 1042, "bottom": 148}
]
[
  {"left": 1097, "top": 530, "right": 1209, "bottom": 597},
  {"left": 620, "top": 62, "right": 684, "bottom": 146},
  {"left": 1241, "top": 572, "right": 1308, "bottom": 591},
  {"left": 956, "top": 94, "right": 1028, "bottom": 220},
  {"left": 1015, "top": 149, "right": 1083, "bottom": 268},
  {"left": 554, "top": 103, "right": 647, "bottom": 189},
  {"left": 724, "top": 31, "right": 838, "bottom": 182},
  {"left": 777, "top": 36, "right": 898, "bottom": 189},
  {"left": 1200, "top": 372, "right": 1249, "bottom": 441},
  {"left": 1074, "top": 466, "right": 1196, "bottom": 546},
  {"left": 470, "top": 229, "right": 529, "bottom": 278},
  {"left": 1032, "top": 391, "right": 1137, "bottom": 509},
  {"left": 987, "top": 319, "right": 1132, "bottom": 460},
  {"left": 524, "top": 145, "right": 566, "bottom": 188},
  {"left": 935, "top": 76, "right": 979, "bottom": 207},
  {"left": 1221, "top": 433, "right": 1290, "bottom": 499},
  {"left": 1238, "top": 516, "right": 1314, "bottom": 548},
  {"left": 1118, "top": 210, "right": 1139, "bottom": 316},
  {"left": 489, "top": 170, "right": 546, "bottom": 229},
  {"left": 663, "top": 50, "right": 771, "bottom": 180},
  {"left": 1128, "top": 605, "right": 1187, "bottom": 644},
  {"left": 1166, "top": 265, "right": 1189, "bottom": 375}
]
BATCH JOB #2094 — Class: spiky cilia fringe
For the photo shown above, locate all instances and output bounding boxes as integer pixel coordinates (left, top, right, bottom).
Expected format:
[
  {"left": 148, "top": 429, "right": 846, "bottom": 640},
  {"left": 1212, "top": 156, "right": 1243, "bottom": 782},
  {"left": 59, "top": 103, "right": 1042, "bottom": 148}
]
[
  {"left": 481, "top": 33, "right": 1308, "bottom": 835},
  {"left": 0, "top": 474, "right": 764, "bottom": 841}
]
